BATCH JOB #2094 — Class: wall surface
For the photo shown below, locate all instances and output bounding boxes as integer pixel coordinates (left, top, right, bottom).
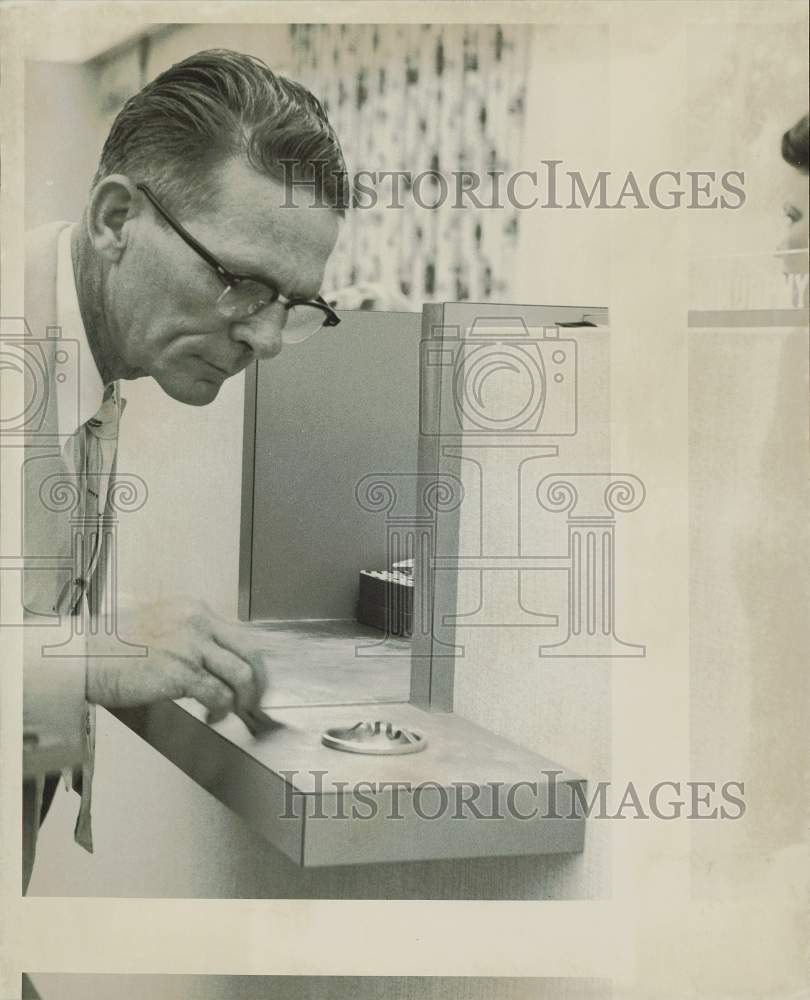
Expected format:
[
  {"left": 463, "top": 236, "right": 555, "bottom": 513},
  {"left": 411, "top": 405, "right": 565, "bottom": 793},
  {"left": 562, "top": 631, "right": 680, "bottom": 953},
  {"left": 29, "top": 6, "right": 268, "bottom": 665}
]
[
  {"left": 688, "top": 326, "right": 809, "bottom": 993},
  {"left": 512, "top": 23, "right": 611, "bottom": 309},
  {"left": 24, "top": 61, "right": 104, "bottom": 230}
]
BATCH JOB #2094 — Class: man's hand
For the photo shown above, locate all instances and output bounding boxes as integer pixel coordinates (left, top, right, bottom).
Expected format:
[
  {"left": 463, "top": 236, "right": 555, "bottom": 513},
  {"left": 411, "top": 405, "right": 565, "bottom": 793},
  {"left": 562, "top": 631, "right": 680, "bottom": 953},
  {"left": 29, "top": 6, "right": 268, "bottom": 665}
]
[{"left": 85, "top": 598, "right": 270, "bottom": 727}]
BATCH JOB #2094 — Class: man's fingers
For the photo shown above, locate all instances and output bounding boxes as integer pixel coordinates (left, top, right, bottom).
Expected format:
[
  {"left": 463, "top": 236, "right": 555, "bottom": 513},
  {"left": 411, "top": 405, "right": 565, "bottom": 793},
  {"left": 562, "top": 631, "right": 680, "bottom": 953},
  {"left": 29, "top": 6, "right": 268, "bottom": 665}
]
[
  {"left": 198, "top": 640, "right": 260, "bottom": 715},
  {"left": 186, "top": 670, "right": 235, "bottom": 723},
  {"left": 210, "top": 621, "right": 270, "bottom": 703}
]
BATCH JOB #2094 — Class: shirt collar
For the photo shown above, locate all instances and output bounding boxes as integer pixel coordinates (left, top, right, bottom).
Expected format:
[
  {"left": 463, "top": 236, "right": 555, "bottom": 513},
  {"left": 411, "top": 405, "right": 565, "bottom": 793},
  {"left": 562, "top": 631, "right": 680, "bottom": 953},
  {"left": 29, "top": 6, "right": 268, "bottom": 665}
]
[{"left": 56, "top": 223, "right": 110, "bottom": 438}]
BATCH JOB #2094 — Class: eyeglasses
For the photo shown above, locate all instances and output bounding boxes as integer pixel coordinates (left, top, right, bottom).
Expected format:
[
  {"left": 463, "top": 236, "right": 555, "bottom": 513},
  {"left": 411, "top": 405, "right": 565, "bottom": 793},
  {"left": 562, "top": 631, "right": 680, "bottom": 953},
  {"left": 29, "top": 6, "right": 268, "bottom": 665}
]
[{"left": 136, "top": 183, "right": 340, "bottom": 344}]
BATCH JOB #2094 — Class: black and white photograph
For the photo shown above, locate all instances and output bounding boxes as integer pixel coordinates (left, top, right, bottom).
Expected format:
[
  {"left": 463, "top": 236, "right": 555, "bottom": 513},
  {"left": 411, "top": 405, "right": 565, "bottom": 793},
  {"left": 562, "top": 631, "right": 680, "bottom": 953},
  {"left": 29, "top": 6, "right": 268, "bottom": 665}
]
[{"left": 0, "top": 4, "right": 808, "bottom": 999}]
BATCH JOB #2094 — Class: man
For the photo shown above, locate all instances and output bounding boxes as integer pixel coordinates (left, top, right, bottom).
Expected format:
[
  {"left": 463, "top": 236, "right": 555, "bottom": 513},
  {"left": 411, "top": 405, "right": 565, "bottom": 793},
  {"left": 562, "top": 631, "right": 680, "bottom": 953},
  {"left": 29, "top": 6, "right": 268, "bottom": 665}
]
[{"left": 22, "top": 48, "right": 348, "bottom": 893}]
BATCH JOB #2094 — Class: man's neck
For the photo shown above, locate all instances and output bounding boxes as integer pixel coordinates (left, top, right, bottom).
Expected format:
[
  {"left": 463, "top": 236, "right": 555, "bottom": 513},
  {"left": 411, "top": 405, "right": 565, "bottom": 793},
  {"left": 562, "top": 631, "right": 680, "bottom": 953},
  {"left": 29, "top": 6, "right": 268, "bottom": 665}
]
[{"left": 70, "top": 222, "right": 128, "bottom": 385}]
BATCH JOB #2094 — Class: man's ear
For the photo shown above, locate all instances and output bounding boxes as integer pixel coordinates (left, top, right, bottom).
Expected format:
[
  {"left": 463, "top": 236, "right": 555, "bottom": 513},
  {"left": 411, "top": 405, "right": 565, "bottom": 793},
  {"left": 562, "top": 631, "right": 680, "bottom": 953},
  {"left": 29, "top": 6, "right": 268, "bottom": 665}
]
[{"left": 86, "top": 175, "right": 139, "bottom": 262}]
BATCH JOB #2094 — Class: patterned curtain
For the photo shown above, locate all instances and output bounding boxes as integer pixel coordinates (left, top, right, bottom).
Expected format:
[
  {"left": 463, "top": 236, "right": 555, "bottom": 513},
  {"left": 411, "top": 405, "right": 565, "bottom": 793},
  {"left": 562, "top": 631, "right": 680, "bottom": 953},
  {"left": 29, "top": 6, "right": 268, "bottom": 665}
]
[{"left": 288, "top": 24, "right": 531, "bottom": 305}]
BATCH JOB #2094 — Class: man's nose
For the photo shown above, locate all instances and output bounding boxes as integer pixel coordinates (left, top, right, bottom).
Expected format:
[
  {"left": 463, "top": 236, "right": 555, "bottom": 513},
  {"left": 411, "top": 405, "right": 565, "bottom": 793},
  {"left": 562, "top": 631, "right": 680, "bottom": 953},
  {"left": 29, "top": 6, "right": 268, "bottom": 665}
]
[{"left": 229, "top": 302, "right": 286, "bottom": 360}]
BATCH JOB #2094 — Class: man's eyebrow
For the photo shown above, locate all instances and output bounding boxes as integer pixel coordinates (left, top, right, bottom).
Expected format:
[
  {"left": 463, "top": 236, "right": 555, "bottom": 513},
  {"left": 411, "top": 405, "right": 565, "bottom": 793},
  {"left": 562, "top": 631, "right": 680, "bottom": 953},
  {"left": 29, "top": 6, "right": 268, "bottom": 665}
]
[{"left": 223, "top": 257, "right": 317, "bottom": 300}]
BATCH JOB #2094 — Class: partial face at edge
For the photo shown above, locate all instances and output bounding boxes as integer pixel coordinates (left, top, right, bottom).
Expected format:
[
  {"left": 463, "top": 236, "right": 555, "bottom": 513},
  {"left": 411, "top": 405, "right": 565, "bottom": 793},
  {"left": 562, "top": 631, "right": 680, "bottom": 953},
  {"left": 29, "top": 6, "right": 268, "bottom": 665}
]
[{"left": 776, "top": 160, "right": 809, "bottom": 275}]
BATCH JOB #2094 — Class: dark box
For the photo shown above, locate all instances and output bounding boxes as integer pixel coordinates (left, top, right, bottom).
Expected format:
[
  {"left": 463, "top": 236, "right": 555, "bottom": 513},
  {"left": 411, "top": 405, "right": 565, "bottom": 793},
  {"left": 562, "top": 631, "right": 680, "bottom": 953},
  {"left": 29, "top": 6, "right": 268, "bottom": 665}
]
[{"left": 357, "top": 571, "right": 413, "bottom": 636}]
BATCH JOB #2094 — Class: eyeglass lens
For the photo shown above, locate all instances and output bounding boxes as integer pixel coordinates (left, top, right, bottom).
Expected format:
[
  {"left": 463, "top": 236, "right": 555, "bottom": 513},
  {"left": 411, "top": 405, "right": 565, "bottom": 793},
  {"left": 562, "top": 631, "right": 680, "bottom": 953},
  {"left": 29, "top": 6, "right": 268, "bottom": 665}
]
[{"left": 215, "top": 283, "right": 326, "bottom": 343}]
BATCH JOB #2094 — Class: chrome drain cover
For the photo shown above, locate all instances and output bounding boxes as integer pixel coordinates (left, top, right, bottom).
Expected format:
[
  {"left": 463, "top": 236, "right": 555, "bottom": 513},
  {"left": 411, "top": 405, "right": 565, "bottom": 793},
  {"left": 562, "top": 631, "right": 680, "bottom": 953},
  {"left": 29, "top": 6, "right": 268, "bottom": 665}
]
[{"left": 321, "top": 720, "right": 427, "bottom": 755}]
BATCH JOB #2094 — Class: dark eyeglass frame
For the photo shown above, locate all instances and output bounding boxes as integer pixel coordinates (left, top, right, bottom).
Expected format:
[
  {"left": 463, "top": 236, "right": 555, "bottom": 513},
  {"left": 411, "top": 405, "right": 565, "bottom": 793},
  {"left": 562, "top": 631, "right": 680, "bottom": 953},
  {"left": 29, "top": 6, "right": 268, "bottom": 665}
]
[{"left": 135, "top": 182, "right": 340, "bottom": 329}]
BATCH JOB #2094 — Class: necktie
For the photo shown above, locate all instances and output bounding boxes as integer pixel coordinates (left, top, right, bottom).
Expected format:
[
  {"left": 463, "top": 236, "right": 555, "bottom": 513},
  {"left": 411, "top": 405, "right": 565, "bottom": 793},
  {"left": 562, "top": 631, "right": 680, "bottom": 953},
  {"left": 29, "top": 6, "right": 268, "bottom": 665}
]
[{"left": 70, "top": 382, "right": 123, "bottom": 851}]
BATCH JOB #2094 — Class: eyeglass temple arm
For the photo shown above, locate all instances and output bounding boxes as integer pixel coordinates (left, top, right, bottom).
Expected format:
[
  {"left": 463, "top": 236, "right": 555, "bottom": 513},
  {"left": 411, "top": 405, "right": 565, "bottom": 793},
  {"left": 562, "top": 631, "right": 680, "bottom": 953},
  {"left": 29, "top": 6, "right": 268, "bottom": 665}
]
[
  {"left": 137, "top": 184, "right": 341, "bottom": 324},
  {"left": 135, "top": 183, "right": 236, "bottom": 282}
]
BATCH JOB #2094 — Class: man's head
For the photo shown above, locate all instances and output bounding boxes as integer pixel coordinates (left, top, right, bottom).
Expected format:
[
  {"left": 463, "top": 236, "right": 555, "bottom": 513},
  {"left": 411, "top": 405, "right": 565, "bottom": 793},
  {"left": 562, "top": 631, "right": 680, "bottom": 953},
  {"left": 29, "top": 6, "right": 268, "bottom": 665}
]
[{"left": 82, "top": 49, "right": 347, "bottom": 404}]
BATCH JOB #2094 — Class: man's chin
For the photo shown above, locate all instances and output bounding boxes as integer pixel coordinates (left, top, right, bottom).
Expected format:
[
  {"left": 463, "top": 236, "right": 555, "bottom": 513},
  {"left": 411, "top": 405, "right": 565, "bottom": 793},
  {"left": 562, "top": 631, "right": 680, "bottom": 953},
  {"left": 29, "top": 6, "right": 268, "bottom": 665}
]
[{"left": 160, "top": 377, "right": 222, "bottom": 406}]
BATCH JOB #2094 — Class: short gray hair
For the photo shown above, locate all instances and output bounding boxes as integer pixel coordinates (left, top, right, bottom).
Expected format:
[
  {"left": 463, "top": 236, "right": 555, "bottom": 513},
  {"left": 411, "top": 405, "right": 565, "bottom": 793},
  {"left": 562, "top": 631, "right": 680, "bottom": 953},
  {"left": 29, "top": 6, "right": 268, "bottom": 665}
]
[{"left": 94, "top": 48, "right": 349, "bottom": 216}]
